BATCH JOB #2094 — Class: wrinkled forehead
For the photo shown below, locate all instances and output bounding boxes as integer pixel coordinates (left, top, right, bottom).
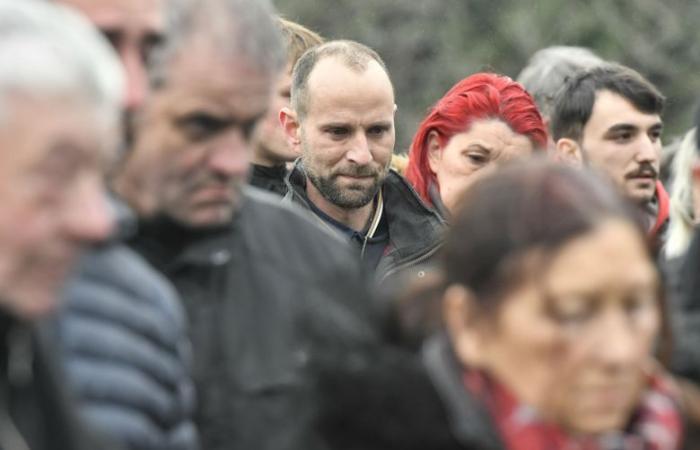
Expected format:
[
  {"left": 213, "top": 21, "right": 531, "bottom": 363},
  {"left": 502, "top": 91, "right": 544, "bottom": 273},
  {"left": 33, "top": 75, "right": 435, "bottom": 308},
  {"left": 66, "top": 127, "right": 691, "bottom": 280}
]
[{"left": 154, "top": 48, "right": 275, "bottom": 116}]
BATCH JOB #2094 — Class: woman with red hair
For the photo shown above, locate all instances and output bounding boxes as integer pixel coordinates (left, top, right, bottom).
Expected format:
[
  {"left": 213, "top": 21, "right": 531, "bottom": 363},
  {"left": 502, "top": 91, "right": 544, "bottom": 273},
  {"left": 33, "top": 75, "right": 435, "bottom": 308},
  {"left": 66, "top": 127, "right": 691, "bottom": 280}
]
[{"left": 405, "top": 73, "right": 548, "bottom": 217}]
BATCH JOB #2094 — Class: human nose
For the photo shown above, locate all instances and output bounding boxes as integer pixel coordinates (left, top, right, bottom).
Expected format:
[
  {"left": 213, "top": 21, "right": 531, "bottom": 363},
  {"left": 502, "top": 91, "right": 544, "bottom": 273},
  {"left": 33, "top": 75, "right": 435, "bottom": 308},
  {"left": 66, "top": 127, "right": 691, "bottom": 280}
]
[
  {"left": 593, "top": 310, "right": 640, "bottom": 369},
  {"left": 345, "top": 133, "right": 372, "bottom": 166},
  {"left": 63, "top": 176, "right": 115, "bottom": 243},
  {"left": 120, "top": 44, "right": 149, "bottom": 113},
  {"left": 635, "top": 134, "right": 660, "bottom": 165},
  {"left": 206, "top": 129, "right": 250, "bottom": 178}
]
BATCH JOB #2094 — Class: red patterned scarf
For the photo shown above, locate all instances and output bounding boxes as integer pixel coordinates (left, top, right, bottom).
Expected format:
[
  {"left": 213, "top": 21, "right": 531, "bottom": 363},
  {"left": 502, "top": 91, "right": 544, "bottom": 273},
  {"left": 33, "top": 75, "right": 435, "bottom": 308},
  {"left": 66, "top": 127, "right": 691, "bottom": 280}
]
[{"left": 463, "top": 370, "right": 682, "bottom": 450}]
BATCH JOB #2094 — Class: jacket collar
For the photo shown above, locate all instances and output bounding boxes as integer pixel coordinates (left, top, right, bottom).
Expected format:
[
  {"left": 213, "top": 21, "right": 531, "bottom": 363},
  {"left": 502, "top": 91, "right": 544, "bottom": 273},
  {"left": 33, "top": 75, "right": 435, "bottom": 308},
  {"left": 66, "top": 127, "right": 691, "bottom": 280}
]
[{"left": 285, "top": 160, "right": 445, "bottom": 272}]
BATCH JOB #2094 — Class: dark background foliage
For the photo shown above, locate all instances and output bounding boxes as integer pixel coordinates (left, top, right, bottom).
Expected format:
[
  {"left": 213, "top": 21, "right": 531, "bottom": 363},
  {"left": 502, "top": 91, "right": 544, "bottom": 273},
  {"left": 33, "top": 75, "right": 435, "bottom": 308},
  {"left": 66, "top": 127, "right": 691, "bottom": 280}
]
[{"left": 274, "top": 0, "right": 700, "bottom": 152}]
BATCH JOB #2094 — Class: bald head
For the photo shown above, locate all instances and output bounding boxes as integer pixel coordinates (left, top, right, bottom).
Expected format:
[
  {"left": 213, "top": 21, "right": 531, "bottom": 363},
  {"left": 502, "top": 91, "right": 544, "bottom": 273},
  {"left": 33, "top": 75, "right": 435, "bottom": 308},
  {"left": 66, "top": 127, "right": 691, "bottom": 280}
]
[{"left": 291, "top": 40, "right": 392, "bottom": 120}]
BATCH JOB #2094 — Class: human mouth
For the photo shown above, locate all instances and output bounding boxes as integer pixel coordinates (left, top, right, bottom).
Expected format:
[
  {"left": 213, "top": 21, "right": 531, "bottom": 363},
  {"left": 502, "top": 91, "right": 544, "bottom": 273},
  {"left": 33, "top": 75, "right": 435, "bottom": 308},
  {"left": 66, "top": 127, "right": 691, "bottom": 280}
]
[
  {"left": 626, "top": 168, "right": 657, "bottom": 181},
  {"left": 191, "top": 185, "right": 232, "bottom": 203}
]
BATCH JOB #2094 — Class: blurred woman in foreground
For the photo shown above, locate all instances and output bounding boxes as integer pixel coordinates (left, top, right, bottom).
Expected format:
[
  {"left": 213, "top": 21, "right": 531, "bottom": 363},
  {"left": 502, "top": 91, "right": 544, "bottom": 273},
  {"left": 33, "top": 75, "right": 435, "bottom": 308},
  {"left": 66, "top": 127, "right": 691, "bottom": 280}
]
[
  {"left": 404, "top": 73, "right": 547, "bottom": 218},
  {"left": 431, "top": 160, "right": 681, "bottom": 449}
]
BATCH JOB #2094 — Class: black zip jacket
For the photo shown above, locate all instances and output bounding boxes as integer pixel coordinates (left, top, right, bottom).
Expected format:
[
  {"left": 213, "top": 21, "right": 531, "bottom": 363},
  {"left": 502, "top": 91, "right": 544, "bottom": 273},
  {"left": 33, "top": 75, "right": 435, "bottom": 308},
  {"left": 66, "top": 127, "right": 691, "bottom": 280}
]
[
  {"left": 284, "top": 162, "right": 445, "bottom": 285},
  {"left": 129, "top": 187, "right": 377, "bottom": 450}
]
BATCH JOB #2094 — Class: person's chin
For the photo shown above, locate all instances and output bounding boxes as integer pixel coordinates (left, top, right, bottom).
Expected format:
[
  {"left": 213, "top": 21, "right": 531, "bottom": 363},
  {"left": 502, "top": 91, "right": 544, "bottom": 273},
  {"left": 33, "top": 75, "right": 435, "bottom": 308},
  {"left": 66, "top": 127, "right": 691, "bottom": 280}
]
[
  {"left": 3, "top": 287, "right": 59, "bottom": 321},
  {"left": 185, "top": 204, "right": 236, "bottom": 229},
  {"left": 625, "top": 181, "right": 656, "bottom": 204}
]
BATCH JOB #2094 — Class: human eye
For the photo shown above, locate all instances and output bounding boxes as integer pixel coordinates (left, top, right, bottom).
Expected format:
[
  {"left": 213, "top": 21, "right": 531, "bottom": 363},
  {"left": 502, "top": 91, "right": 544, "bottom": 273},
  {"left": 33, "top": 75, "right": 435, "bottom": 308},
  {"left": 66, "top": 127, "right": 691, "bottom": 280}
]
[
  {"left": 325, "top": 126, "right": 350, "bottom": 140},
  {"left": 610, "top": 130, "right": 634, "bottom": 143},
  {"left": 649, "top": 128, "right": 663, "bottom": 142},
  {"left": 547, "top": 295, "right": 596, "bottom": 329},
  {"left": 465, "top": 150, "right": 489, "bottom": 166},
  {"left": 177, "top": 112, "right": 228, "bottom": 142},
  {"left": 367, "top": 124, "right": 390, "bottom": 138},
  {"left": 623, "top": 290, "right": 656, "bottom": 320}
]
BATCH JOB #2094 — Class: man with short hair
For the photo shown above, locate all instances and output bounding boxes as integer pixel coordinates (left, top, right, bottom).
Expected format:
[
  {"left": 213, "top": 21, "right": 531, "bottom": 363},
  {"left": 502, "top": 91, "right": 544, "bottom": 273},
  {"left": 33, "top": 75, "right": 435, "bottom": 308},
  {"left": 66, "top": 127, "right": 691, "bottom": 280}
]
[
  {"left": 280, "top": 40, "right": 444, "bottom": 281},
  {"left": 0, "top": 1, "right": 123, "bottom": 448},
  {"left": 551, "top": 63, "right": 669, "bottom": 243},
  {"left": 113, "top": 1, "right": 374, "bottom": 449},
  {"left": 249, "top": 18, "right": 323, "bottom": 195}
]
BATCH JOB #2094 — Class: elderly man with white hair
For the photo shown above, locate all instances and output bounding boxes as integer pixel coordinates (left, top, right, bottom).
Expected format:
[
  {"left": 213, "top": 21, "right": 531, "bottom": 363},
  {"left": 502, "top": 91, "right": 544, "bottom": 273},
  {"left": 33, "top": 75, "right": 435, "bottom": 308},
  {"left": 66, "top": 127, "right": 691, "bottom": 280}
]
[{"left": 0, "top": 0, "right": 125, "bottom": 449}]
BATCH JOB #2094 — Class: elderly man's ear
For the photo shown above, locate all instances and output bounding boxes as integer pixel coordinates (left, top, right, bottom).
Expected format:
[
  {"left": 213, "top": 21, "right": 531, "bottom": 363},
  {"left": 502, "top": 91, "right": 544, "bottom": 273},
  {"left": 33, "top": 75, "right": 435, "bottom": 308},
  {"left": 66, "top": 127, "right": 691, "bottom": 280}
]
[
  {"left": 280, "top": 107, "right": 301, "bottom": 151},
  {"left": 555, "top": 138, "right": 584, "bottom": 167}
]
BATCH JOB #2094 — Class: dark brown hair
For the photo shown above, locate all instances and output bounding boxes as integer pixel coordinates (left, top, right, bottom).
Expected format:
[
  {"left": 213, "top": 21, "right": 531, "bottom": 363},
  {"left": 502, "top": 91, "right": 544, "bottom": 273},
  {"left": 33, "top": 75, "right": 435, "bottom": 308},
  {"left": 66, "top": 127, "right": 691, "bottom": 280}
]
[{"left": 443, "top": 158, "right": 645, "bottom": 308}]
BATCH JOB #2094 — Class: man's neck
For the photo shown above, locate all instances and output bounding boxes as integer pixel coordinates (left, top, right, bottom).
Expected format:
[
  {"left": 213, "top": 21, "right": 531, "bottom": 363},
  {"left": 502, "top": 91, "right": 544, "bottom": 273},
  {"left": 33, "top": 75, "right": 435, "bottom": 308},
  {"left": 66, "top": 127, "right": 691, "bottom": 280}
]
[{"left": 306, "top": 182, "right": 373, "bottom": 232}]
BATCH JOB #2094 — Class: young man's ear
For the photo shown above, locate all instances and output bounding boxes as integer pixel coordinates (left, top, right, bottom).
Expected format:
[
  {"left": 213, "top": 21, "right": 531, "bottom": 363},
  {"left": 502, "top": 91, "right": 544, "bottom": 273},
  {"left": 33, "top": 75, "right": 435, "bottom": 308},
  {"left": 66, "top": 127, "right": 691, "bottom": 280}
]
[
  {"left": 555, "top": 137, "right": 584, "bottom": 167},
  {"left": 279, "top": 107, "right": 301, "bottom": 150},
  {"left": 442, "top": 284, "right": 486, "bottom": 368}
]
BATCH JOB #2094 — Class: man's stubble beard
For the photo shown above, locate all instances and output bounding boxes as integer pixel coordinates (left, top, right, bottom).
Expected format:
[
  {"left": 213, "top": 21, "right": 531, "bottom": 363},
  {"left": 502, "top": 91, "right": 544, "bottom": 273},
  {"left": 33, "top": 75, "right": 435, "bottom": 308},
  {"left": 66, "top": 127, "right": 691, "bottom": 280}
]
[{"left": 302, "top": 141, "right": 388, "bottom": 210}]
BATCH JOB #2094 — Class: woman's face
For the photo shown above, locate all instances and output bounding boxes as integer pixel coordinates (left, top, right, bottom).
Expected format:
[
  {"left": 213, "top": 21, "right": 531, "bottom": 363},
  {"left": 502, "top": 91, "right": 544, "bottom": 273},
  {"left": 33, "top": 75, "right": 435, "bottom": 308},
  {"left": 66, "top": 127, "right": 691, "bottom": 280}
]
[
  {"left": 446, "top": 220, "right": 660, "bottom": 434},
  {"left": 428, "top": 119, "right": 534, "bottom": 213}
]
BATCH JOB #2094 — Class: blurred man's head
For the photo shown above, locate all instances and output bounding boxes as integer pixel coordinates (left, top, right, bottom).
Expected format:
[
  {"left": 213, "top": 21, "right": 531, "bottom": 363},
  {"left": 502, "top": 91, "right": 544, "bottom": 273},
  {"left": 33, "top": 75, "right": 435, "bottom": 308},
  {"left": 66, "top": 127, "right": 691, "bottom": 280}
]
[
  {"left": 251, "top": 18, "right": 323, "bottom": 167},
  {"left": 116, "top": 0, "right": 285, "bottom": 228},
  {"left": 0, "top": 0, "right": 124, "bottom": 319},
  {"left": 517, "top": 46, "right": 604, "bottom": 122},
  {"left": 55, "top": 0, "right": 165, "bottom": 146},
  {"left": 281, "top": 40, "right": 396, "bottom": 212},
  {"left": 551, "top": 64, "right": 665, "bottom": 205}
]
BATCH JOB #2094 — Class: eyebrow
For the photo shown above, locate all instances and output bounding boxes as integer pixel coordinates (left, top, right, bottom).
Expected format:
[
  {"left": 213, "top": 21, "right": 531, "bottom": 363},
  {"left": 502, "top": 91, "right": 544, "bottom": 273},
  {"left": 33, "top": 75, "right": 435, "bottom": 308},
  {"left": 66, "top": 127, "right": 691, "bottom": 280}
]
[
  {"left": 465, "top": 143, "right": 494, "bottom": 153},
  {"left": 604, "top": 121, "right": 663, "bottom": 136},
  {"left": 367, "top": 121, "right": 393, "bottom": 129}
]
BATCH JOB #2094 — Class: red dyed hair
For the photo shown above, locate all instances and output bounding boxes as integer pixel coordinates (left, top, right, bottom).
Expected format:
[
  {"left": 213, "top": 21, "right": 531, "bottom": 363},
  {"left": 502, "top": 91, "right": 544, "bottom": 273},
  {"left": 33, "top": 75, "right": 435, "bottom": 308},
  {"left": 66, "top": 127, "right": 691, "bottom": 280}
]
[{"left": 405, "top": 73, "right": 548, "bottom": 206}]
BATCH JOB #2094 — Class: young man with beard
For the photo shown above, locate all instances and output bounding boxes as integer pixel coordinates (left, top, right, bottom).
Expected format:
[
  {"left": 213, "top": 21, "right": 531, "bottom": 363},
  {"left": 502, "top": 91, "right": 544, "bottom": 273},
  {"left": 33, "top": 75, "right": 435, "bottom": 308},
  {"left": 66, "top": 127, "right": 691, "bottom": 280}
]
[
  {"left": 249, "top": 18, "right": 323, "bottom": 195},
  {"left": 551, "top": 63, "right": 669, "bottom": 247},
  {"left": 280, "top": 40, "right": 444, "bottom": 282},
  {"left": 113, "top": 1, "right": 376, "bottom": 448}
]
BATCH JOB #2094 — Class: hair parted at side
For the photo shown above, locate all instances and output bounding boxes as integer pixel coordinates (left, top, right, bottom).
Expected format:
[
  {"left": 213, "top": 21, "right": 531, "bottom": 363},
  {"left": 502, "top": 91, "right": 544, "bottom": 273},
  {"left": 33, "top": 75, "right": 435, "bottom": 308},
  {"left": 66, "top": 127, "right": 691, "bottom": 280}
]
[
  {"left": 405, "top": 72, "right": 548, "bottom": 206},
  {"left": 550, "top": 63, "right": 665, "bottom": 142},
  {"left": 150, "top": 0, "right": 286, "bottom": 89},
  {"left": 277, "top": 17, "right": 324, "bottom": 69},
  {"left": 443, "top": 158, "right": 644, "bottom": 310},
  {"left": 291, "top": 39, "right": 391, "bottom": 119}
]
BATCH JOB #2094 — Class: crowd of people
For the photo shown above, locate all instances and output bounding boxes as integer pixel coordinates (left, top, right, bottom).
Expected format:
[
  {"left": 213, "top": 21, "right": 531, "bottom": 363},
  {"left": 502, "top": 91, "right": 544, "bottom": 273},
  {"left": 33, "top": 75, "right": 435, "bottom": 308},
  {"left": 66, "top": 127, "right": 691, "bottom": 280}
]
[{"left": 1, "top": 0, "right": 700, "bottom": 449}]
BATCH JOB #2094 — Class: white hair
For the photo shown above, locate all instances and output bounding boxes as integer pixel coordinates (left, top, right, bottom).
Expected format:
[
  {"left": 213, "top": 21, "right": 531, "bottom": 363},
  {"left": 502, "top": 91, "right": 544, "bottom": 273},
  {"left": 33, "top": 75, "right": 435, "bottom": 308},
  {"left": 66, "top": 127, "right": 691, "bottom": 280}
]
[
  {"left": 150, "top": 0, "right": 285, "bottom": 88},
  {"left": 0, "top": 0, "right": 124, "bottom": 129},
  {"left": 665, "top": 128, "right": 697, "bottom": 259},
  {"left": 517, "top": 46, "right": 604, "bottom": 118}
]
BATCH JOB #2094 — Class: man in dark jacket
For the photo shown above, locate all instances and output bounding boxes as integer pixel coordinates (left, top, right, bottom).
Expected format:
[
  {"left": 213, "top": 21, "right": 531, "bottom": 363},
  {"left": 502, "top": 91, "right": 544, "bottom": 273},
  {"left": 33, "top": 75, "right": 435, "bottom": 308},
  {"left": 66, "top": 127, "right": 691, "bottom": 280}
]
[
  {"left": 279, "top": 40, "right": 444, "bottom": 282},
  {"left": 0, "top": 1, "right": 126, "bottom": 449},
  {"left": 112, "top": 1, "right": 377, "bottom": 448}
]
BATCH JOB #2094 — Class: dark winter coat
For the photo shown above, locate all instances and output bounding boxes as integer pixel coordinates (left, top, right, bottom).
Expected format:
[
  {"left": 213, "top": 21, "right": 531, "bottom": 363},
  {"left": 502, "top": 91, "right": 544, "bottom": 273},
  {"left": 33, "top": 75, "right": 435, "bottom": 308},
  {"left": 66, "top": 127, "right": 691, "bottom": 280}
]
[
  {"left": 129, "top": 187, "right": 377, "bottom": 450},
  {"left": 284, "top": 162, "right": 445, "bottom": 285},
  {"left": 53, "top": 199, "right": 198, "bottom": 450},
  {"left": 0, "top": 311, "right": 120, "bottom": 450}
]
